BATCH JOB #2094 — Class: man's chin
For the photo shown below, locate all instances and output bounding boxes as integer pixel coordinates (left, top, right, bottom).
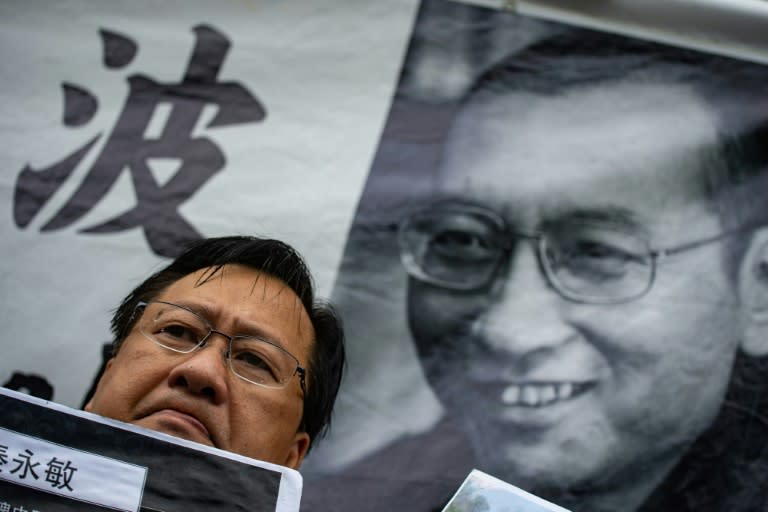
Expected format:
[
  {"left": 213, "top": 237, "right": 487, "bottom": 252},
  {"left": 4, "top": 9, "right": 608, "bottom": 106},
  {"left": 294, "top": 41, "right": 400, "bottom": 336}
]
[
  {"left": 477, "top": 452, "right": 598, "bottom": 502},
  {"left": 463, "top": 421, "right": 604, "bottom": 490}
]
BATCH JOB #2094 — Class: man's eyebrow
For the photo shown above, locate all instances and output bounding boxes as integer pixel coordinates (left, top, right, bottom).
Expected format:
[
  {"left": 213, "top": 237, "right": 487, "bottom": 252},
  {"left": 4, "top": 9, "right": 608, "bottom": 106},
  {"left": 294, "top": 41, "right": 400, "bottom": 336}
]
[
  {"left": 547, "top": 207, "right": 647, "bottom": 232},
  {"left": 172, "top": 300, "right": 287, "bottom": 346},
  {"left": 165, "top": 300, "right": 217, "bottom": 321}
]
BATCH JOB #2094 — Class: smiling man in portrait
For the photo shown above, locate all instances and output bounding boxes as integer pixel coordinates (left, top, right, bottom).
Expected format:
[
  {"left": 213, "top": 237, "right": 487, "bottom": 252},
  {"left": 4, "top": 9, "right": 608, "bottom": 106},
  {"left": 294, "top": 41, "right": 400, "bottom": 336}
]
[{"left": 397, "top": 29, "right": 768, "bottom": 512}]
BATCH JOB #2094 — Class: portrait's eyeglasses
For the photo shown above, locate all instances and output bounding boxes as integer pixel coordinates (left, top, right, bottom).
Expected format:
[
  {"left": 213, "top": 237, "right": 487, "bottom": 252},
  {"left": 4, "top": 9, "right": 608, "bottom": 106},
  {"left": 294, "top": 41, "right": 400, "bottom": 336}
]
[
  {"left": 134, "top": 301, "right": 306, "bottom": 394},
  {"left": 398, "top": 202, "right": 740, "bottom": 304}
]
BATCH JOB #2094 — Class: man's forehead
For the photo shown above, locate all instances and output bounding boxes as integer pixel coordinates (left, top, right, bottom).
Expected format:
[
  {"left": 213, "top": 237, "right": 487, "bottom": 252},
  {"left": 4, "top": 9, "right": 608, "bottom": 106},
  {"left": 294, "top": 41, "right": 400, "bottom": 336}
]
[
  {"left": 156, "top": 265, "right": 314, "bottom": 345},
  {"left": 445, "top": 79, "right": 720, "bottom": 168},
  {"left": 176, "top": 264, "right": 294, "bottom": 295},
  {"left": 437, "top": 79, "right": 725, "bottom": 229}
]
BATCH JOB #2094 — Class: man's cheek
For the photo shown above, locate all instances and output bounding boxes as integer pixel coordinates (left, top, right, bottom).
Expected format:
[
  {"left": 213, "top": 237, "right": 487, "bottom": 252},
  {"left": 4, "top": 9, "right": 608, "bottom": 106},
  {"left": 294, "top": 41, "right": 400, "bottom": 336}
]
[
  {"left": 411, "top": 301, "right": 481, "bottom": 359},
  {"left": 410, "top": 294, "right": 456, "bottom": 336}
]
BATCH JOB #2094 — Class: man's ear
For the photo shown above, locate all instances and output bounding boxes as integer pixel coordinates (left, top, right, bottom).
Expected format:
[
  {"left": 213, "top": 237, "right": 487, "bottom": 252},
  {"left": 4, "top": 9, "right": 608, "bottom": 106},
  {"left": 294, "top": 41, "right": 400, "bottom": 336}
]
[
  {"left": 739, "top": 227, "right": 768, "bottom": 357},
  {"left": 283, "top": 432, "right": 311, "bottom": 470}
]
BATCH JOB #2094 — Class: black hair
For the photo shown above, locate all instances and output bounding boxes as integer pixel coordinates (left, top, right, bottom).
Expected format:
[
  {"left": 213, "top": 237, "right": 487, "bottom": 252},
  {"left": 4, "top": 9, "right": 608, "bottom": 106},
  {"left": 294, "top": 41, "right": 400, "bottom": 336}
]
[{"left": 110, "top": 236, "right": 345, "bottom": 451}]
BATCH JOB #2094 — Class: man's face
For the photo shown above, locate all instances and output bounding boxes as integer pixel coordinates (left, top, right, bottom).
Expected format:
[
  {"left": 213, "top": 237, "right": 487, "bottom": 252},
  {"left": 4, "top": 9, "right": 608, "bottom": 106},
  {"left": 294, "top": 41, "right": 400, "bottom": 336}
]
[
  {"left": 407, "top": 81, "right": 747, "bottom": 493},
  {"left": 86, "top": 264, "right": 313, "bottom": 469}
]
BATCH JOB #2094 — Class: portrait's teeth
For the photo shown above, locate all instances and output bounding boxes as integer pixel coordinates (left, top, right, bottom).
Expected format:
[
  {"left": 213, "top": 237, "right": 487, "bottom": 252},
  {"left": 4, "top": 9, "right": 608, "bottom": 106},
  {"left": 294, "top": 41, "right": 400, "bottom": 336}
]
[
  {"left": 540, "top": 385, "right": 556, "bottom": 405},
  {"left": 521, "top": 386, "right": 539, "bottom": 406},
  {"left": 502, "top": 385, "right": 521, "bottom": 404},
  {"left": 557, "top": 382, "right": 574, "bottom": 400},
  {"left": 501, "top": 381, "right": 587, "bottom": 407}
]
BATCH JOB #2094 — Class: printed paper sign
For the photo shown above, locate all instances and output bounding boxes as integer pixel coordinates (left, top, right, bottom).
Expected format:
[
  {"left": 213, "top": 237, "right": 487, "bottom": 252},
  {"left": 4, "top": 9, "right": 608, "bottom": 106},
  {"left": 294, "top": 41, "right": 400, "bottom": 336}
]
[
  {"left": 443, "top": 469, "right": 571, "bottom": 512},
  {"left": 0, "top": 427, "right": 147, "bottom": 512},
  {"left": 1, "top": 388, "right": 299, "bottom": 511}
]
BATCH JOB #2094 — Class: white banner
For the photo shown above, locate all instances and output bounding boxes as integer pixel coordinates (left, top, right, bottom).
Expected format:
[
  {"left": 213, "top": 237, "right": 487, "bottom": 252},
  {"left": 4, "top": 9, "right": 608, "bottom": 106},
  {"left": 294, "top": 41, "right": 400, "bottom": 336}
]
[{"left": 0, "top": 0, "right": 418, "bottom": 407}]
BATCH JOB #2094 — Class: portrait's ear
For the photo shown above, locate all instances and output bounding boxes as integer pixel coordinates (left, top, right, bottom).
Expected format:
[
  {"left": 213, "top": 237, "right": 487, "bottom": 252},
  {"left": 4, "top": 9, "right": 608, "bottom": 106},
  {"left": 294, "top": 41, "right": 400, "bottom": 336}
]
[{"left": 739, "top": 227, "right": 768, "bottom": 356}]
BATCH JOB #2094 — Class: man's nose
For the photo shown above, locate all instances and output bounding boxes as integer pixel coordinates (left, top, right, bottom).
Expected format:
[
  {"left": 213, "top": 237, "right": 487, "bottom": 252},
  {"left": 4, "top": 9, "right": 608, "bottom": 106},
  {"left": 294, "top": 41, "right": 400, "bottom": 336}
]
[
  {"left": 167, "top": 334, "right": 230, "bottom": 403},
  {"left": 471, "top": 243, "right": 575, "bottom": 356}
]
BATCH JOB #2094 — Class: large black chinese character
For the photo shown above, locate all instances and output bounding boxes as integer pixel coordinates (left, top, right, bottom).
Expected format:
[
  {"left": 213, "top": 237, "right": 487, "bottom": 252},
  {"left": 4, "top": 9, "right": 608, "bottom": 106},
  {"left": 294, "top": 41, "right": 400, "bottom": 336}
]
[
  {"left": 3, "top": 372, "right": 54, "bottom": 400},
  {"left": 45, "top": 457, "right": 77, "bottom": 491},
  {"left": 0, "top": 444, "right": 8, "bottom": 471},
  {"left": 10, "top": 449, "right": 40, "bottom": 480},
  {"left": 14, "top": 25, "right": 266, "bottom": 257}
]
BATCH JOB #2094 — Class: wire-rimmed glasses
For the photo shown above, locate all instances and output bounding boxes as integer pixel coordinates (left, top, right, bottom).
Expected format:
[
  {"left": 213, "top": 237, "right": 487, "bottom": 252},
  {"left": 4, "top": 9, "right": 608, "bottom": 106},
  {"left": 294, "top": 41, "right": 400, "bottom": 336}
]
[
  {"left": 134, "top": 300, "right": 306, "bottom": 394},
  {"left": 398, "top": 202, "right": 737, "bottom": 304}
]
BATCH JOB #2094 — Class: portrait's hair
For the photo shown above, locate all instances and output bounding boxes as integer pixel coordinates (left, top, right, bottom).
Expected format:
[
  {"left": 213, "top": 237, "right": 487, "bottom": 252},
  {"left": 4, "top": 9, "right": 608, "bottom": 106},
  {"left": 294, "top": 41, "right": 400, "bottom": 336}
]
[
  {"left": 109, "top": 236, "right": 346, "bottom": 448},
  {"left": 455, "top": 29, "right": 768, "bottom": 510}
]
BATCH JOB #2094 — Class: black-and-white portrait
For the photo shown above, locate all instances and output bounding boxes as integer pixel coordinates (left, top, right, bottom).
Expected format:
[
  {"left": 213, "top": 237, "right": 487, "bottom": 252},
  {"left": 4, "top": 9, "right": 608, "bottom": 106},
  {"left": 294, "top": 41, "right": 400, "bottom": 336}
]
[{"left": 302, "top": 1, "right": 768, "bottom": 511}]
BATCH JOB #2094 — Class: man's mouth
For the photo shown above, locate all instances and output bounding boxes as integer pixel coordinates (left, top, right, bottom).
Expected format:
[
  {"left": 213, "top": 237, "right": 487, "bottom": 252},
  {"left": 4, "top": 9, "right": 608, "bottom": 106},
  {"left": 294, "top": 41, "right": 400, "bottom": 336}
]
[
  {"left": 501, "top": 381, "right": 595, "bottom": 407},
  {"left": 145, "top": 409, "right": 213, "bottom": 445}
]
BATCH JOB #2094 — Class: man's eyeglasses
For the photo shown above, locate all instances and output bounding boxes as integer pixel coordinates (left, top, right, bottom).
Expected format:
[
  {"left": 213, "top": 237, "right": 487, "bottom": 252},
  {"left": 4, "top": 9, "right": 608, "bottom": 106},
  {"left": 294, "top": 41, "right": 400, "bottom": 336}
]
[
  {"left": 134, "top": 301, "right": 306, "bottom": 394},
  {"left": 398, "top": 202, "right": 740, "bottom": 304}
]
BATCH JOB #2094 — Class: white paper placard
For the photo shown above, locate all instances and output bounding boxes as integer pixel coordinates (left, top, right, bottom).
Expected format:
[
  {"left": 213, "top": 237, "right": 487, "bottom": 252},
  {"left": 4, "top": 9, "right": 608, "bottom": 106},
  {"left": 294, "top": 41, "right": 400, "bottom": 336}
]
[{"left": 0, "top": 427, "right": 147, "bottom": 512}]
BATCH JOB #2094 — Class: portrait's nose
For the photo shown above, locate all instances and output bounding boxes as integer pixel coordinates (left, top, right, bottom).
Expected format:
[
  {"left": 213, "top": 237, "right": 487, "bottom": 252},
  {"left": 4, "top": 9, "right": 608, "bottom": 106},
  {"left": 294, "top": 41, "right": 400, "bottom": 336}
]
[
  {"left": 167, "top": 334, "right": 230, "bottom": 404},
  {"left": 471, "top": 243, "right": 575, "bottom": 356}
]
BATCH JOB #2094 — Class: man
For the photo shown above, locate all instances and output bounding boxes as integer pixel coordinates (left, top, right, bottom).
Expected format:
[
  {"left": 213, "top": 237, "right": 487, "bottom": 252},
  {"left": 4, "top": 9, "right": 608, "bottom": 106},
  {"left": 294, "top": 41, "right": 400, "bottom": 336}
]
[
  {"left": 397, "top": 29, "right": 768, "bottom": 511},
  {"left": 85, "top": 235, "right": 345, "bottom": 469}
]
